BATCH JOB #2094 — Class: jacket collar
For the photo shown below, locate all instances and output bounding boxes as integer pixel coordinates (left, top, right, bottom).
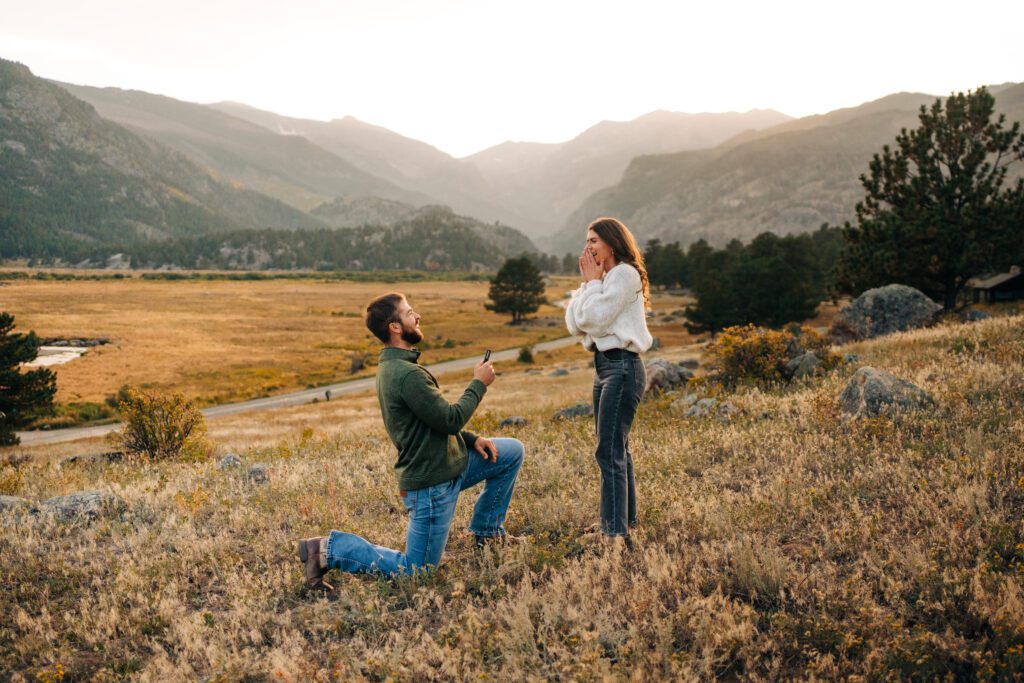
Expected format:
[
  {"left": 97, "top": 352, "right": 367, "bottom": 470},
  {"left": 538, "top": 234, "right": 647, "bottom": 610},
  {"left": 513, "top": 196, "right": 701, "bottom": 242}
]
[{"left": 379, "top": 346, "right": 421, "bottom": 363}]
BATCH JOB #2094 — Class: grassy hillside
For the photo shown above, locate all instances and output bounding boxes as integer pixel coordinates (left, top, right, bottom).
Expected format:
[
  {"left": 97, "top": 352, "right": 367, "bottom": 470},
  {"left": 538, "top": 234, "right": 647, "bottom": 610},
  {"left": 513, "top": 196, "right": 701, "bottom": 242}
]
[
  {"left": 2, "top": 312, "right": 1022, "bottom": 678},
  {"left": 556, "top": 85, "right": 1024, "bottom": 253},
  {"left": 56, "top": 83, "right": 431, "bottom": 211},
  {"left": 0, "top": 59, "right": 327, "bottom": 262}
]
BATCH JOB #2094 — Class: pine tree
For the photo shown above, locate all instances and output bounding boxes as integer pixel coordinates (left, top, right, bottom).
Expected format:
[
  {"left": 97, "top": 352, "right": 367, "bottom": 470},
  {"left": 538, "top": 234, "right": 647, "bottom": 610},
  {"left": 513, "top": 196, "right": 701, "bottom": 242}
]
[
  {"left": 485, "top": 257, "right": 547, "bottom": 324},
  {"left": 0, "top": 312, "right": 57, "bottom": 445},
  {"left": 837, "top": 88, "right": 1024, "bottom": 310}
]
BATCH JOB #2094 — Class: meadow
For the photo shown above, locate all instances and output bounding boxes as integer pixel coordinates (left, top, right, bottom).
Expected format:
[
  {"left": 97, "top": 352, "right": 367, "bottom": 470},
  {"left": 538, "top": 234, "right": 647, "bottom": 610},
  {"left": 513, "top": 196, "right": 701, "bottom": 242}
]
[
  {"left": 1, "top": 272, "right": 590, "bottom": 427},
  {"left": 1, "top": 289, "right": 1022, "bottom": 679}
]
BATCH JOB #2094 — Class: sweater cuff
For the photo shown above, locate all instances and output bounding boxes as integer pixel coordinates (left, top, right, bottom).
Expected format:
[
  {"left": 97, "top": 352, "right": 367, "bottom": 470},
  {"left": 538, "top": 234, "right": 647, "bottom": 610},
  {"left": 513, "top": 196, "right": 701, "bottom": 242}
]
[
  {"left": 461, "top": 430, "right": 479, "bottom": 450},
  {"left": 467, "top": 378, "right": 487, "bottom": 399},
  {"left": 583, "top": 279, "right": 603, "bottom": 291}
]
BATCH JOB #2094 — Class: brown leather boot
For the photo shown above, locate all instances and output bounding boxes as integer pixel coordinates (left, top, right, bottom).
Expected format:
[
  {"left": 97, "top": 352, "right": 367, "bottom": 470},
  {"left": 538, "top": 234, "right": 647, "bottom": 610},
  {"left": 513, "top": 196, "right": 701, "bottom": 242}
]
[{"left": 297, "top": 537, "right": 332, "bottom": 590}]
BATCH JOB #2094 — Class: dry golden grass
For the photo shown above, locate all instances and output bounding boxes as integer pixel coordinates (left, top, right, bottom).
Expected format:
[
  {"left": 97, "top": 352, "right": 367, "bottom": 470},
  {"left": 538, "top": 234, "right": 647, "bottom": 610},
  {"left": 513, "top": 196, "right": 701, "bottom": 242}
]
[
  {"left": 2, "top": 309, "right": 1023, "bottom": 680},
  {"left": 2, "top": 274, "right": 582, "bottom": 408}
]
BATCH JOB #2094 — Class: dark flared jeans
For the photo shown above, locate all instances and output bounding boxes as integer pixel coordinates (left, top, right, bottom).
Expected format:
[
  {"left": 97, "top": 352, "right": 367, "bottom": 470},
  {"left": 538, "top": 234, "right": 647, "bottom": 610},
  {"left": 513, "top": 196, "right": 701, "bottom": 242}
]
[{"left": 592, "top": 348, "right": 646, "bottom": 536}]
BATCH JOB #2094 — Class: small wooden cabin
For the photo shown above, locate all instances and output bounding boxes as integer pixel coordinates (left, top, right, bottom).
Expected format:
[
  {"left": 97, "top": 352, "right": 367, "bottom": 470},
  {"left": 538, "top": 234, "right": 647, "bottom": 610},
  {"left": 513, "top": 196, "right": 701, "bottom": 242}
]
[{"left": 971, "top": 266, "right": 1024, "bottom": 303}]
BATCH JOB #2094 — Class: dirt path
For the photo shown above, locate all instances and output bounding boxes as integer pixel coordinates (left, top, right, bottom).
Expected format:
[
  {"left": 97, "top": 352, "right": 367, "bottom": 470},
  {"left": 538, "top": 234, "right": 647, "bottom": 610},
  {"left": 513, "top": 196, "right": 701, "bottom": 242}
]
[{"left": 16, "top": 336, "right": 580, "bottom": 446}]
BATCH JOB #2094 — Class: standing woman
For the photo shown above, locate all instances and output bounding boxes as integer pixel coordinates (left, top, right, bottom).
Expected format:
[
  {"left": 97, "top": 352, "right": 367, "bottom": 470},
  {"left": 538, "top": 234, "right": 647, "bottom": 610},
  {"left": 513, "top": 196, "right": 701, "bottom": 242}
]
[{"left": 565, "top": 217, "right": 653, "bottom": 548}]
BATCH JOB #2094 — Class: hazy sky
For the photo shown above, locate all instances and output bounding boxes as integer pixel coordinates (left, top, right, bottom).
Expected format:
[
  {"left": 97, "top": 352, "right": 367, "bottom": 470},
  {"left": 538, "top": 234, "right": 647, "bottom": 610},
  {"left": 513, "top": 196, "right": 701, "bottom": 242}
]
[{"left": 3, "top": 0, "right": 1022, "bottom": 157}]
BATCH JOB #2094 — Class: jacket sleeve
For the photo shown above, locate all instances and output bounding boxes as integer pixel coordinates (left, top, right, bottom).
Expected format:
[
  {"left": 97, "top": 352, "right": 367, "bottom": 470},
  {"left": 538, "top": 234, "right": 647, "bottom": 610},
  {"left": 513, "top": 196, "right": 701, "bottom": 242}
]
[
  {"left": 400, "top": 367, "right": 487, "bottom": 434},
  {"left": 460, "top": 429, "right": 479, "bottom": 450},
  {"left": 572, "top": 267, "right": 640, "bottom": 336}
]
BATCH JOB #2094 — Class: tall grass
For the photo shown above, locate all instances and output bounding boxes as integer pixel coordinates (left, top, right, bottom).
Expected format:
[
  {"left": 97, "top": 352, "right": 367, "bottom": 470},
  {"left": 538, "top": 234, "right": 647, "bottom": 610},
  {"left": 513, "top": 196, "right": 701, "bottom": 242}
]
[{"left": 1, "top": 316, "right": 1022, "bottom": 679}]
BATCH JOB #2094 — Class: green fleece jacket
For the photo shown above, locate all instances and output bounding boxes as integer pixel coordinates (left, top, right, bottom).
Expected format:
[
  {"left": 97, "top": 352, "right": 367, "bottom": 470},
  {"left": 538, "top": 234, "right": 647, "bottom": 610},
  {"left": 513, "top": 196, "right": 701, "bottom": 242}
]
[{"left": 375, "top": 346, "right": 485, "bottom": 490}]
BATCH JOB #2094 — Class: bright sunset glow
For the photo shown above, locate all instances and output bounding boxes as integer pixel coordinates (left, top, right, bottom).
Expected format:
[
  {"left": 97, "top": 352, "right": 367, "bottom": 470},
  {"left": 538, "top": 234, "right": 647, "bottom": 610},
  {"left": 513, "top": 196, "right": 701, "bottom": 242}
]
[{"left": 2, "top": 0, "right": 1022, "bottom": 156}]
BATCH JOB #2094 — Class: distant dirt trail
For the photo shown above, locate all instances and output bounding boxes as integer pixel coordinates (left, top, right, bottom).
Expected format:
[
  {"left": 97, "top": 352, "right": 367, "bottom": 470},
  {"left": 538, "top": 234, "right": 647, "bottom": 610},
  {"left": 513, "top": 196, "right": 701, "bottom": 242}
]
[{"left": 16, "top": 336, "right": 579, "bottom": 446}]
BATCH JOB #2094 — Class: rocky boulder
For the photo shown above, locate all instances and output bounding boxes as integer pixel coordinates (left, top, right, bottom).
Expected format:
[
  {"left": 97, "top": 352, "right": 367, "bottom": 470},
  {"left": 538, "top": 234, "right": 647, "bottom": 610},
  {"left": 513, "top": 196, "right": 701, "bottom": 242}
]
[
  {"left": 830, "top": 284, "right": 941, "bottom": 343},
  {"left": 838, "top": 367, "right": 934, "bottom": 417},
  {"left": 247, "top": 463, "right": 270, "bottom": 484},
  {"left": 552, "top": 403, "right": 594, "bottom": 421},
  {"left": 784, "top": 352, "right": 820, "bottom": 380},
  {"left": 219, "top": 453, "right": 243, "bottom": 470},
  {"left": 644, "top": 359, "right": 695, "bottom": 396},
  {"left": 38, "top": 491, "right": 127, "bottom": 522},
  {"left": 499, "top": 416, "right": 528, "bottom": 427}
]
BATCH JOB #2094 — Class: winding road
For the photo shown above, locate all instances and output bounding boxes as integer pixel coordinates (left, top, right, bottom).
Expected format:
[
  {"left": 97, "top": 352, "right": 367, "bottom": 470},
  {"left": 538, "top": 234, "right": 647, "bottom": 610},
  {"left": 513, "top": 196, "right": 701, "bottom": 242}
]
[{"left": 16, "top": 336, "right": 579, "bottom": 446}]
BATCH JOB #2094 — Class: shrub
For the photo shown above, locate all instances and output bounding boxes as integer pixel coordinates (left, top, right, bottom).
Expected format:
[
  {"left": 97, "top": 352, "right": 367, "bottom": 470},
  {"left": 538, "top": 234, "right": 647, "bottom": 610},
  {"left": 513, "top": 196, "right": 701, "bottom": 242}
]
[
  {"left": 517, "top": 346, "right": 534, "bottom": 364},
  {"left": 112, "top": 388, "right": 208, "bottom": 460},
  {"left": 708, "top": 324, "right": 841, "bottom": 387},
  {"left": 709, "top": 325, "right": 791, "bottom": 386}
]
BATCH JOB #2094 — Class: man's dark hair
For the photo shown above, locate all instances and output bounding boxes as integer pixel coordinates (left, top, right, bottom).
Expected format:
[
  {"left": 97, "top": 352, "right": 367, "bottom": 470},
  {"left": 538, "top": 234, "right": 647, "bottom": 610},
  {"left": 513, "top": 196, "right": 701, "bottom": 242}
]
[{"left": 365, "top": 293, "right": 405, "bottom": 343}]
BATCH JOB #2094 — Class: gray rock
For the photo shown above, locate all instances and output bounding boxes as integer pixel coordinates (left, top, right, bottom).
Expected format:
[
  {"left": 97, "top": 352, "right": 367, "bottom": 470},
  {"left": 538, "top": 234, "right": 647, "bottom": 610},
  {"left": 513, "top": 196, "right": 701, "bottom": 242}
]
[
  {"left": 962, "top": 309, "right": 990, "bottom": 323},
  {"left": 649, "top": 336, "right": 662, "bottom": 350},
  {"left": 0, "top": 495, "right": 33, "bottom": 514},
  {"left": 553, "top": 403, "right": 594, "bottom": 421},
  {"left": 679, "top": 359, "right": 700, "bottom": 370},
  {"left": 670, "top": 394, "right": 700, "bottom": 413},
  {"left": 785, "top": 352, "right": 820, "bottom": 380},
  {"left": 830, "top": 284, "right": 942, "bottom": 343},
  {"left": 549, "top": 368, "right": 570, "bottom": 377},
  {"left": 843, "top": 353, "right": 860, "bottom": 364},
  {"left": 38, "top": 491, "right": 127, "bottom": 522},
  {"left": 838, "top": 366, "right": 935, "bottom": 417},
  {"left": 219, "top": 453, "right": 243, "bottom": 470},
  {"left": 247, "top": 463, "right": 270, "bottom": 484},
  {"left": 499, "top": 416, "right": 528, "bottom": 427},
  {"left": 644, "top": 358, "right": 694, "bottom": 396},
  {"left": 686, "top": 398, "right": 719, "bottom": 418}
]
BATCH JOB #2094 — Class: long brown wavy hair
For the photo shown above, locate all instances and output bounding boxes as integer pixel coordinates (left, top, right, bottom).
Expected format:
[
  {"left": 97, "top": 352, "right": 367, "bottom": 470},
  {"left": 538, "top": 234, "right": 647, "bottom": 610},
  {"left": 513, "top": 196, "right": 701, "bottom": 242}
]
[{"left": 587, "top": 217, "right": 650, "bottom": 309}]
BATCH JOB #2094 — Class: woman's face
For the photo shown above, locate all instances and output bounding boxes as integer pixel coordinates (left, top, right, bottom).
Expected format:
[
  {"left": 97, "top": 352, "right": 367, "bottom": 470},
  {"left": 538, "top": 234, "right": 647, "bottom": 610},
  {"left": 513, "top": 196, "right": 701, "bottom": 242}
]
[{"left": 586, "top": 229, "right": 616, "bottom": 268}]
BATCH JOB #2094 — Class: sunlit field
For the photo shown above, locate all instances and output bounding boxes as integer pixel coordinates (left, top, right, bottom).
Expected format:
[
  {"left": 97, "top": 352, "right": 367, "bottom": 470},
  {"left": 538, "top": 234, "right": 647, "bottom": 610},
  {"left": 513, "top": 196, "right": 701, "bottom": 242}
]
[
  {"left": 1, "top": 273, "right": 586, "bottom": 410},
  {"left": 2, "top": 304, "right": 1022, "bottom": 679}
]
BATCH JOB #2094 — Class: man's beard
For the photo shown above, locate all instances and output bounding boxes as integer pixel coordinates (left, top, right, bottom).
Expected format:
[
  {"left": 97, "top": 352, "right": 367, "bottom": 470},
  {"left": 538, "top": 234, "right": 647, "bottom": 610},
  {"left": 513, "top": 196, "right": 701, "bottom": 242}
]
[{"left": 400, "top": 324, "right": 423, "bottom": 345}]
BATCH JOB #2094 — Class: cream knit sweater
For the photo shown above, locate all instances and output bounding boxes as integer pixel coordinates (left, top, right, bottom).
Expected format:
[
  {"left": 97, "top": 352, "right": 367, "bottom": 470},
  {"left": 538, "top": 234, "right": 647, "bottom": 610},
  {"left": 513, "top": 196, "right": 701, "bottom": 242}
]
[{"left": 564, "top": 263, "right": 653, "bottom": 353}]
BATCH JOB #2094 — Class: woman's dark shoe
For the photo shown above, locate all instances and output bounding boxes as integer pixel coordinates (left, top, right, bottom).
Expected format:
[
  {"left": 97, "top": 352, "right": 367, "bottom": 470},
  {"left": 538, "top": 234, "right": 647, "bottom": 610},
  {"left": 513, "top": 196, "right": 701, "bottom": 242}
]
[{"left": 297, "top": 537, "right": 332, "bottom": 590}]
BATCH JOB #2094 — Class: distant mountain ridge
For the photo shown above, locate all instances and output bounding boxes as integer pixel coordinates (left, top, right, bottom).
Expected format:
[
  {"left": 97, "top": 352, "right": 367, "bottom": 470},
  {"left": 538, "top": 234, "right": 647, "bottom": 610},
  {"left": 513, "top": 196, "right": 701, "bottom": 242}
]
[
  {"left": 0, "top": 59, "right": 327, "bottom": 261},
  {"left": 57, "top": 83, "right": 431, "bottom": 211},
  {"left": 0, "top": 59, "right": 536, "bottom": 268},
  {"left": 553, "top": 84, "right": 1024, "bottom": 253},
  {"left": 6, "top": 53, "right": 1020, "bottom": 267},
  {"left": 468, "top": 109, "right": 792, "bottom": 245},
  {"left": 211, "top": 102, "right": 790, "bottom": 240},
  {"left": 208, "top": 102, "right": 532, "bottom": 231}
]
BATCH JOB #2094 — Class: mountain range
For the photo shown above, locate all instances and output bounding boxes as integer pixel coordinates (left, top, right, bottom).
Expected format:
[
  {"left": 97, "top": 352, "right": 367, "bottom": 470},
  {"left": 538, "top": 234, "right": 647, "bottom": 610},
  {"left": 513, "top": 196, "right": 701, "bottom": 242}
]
[
  {"left": 553, "top": 84, "right": 1024, "bottom": 253},
  {"left": 2, "top": 54, "right": 1021, "bottom": 268}
]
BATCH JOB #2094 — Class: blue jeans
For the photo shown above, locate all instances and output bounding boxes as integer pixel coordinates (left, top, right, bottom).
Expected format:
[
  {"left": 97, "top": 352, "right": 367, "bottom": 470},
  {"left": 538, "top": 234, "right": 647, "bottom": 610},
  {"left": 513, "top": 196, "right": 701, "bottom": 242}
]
[
  {"left": 324, "top": 438, "right": 523, "bottom": 576},
  {"left": 592, "top": 348, "right": 645, "bottom": 536}
]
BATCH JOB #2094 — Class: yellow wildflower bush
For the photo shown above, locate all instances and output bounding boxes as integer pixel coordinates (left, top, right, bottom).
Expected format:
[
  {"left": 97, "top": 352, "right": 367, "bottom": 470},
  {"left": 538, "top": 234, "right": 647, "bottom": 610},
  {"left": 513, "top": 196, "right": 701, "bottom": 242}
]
[{"left": 709, "top": 324, "right": 841, "bottom": 387}]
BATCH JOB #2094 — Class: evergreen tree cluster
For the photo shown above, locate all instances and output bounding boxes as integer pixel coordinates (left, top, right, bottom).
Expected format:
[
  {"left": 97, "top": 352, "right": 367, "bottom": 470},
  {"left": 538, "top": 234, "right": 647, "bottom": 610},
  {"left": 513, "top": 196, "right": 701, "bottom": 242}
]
[
  {"left": 835, "top": 88, "right": 1024, "bottom": 310},
  {"left": 680, "top": 227, "right": 844, "bottom": 335},
  {"left": 0, "top": 313, "right": 57, "bottom": 445}
]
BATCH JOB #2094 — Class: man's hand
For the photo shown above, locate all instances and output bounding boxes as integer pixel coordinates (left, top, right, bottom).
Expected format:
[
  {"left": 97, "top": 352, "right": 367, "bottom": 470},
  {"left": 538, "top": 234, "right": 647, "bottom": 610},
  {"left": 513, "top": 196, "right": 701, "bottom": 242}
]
[
  {"left": 473, "top": 361, "right": 496, "bottom": 386},
  {"left": 473, "top": 437, "right": 498, "bottom": 462}
]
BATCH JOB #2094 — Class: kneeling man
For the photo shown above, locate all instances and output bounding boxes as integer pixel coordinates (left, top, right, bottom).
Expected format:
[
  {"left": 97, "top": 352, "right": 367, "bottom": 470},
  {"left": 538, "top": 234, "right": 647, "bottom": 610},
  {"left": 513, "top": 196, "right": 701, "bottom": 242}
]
[{"left": 298, "top": 292, "right": 523, "bottom": 588}]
